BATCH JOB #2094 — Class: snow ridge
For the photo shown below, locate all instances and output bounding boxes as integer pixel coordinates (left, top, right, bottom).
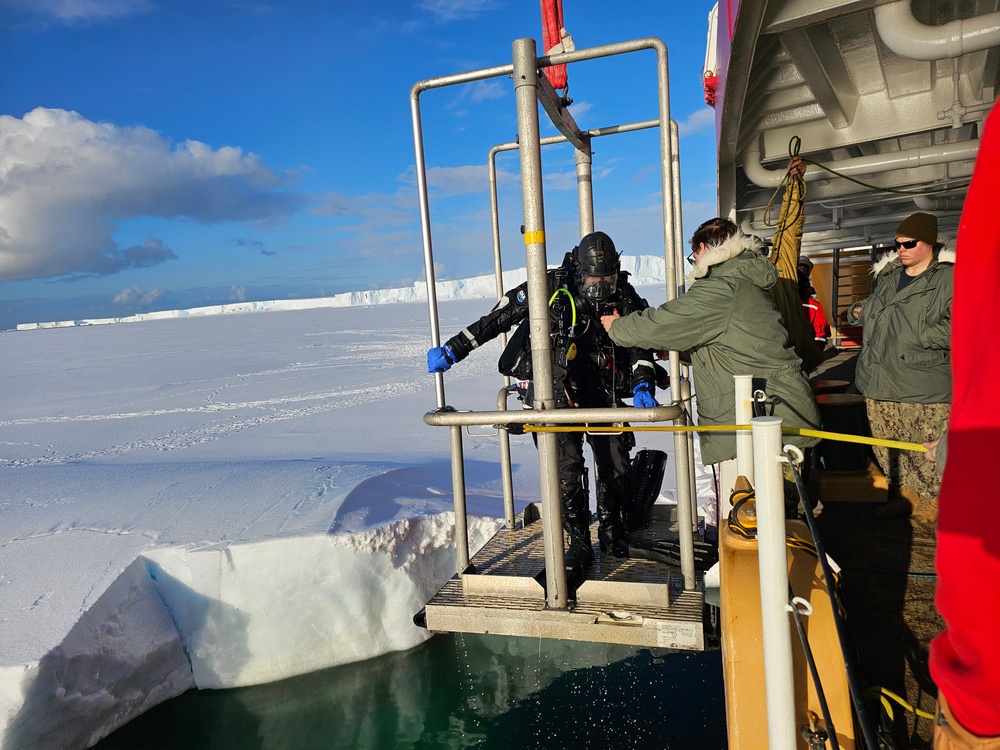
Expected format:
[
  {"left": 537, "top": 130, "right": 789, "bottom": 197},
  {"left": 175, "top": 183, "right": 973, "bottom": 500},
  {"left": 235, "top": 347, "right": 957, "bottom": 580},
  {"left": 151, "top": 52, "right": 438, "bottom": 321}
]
[{"left": 16, "top": 255, "right": 667, "bottom": 330}]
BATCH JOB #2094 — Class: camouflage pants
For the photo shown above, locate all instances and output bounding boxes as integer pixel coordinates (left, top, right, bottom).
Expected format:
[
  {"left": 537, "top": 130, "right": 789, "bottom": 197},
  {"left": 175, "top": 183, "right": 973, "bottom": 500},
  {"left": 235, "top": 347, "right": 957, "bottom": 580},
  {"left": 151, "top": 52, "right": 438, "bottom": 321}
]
[{"left": 865, "top": 398, "right": 949, "bottom": 499}]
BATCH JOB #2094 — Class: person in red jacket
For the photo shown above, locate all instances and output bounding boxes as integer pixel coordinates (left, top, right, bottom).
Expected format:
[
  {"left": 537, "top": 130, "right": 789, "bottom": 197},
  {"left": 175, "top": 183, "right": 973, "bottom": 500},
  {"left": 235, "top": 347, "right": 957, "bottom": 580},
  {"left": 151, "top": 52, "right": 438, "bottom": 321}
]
[
  {"left": 797, "top": 256, "right": 831, "bottom": 351},
  {"left": 928, "top": 99, "right": 1000, "bottom": 747}
]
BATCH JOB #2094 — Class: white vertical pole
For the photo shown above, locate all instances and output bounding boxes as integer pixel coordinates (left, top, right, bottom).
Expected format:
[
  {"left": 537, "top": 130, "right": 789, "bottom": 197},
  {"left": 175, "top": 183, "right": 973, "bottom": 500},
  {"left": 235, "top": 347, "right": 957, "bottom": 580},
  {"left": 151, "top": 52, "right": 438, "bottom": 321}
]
[
  {"left": 751, "top": 415, "right": 797, "bottom": 750},
  {"left": 735, "top": 374, "right": 754, "bottom": 482}
]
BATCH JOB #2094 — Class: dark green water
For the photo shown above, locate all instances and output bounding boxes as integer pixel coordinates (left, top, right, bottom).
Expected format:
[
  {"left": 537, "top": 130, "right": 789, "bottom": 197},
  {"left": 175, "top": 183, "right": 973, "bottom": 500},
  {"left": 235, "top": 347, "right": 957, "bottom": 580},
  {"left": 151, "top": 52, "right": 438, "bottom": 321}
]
[{"left": 95, "top": 633, "right": 727, "bottom": 749}]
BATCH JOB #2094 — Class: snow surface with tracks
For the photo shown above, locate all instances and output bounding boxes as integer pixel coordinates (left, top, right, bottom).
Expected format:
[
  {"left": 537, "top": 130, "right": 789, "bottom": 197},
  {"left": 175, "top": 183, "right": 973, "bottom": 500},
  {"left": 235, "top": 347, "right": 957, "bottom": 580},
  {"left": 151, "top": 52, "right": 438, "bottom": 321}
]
[{"left": 0, "top": 260, "right": 713, "bottom": 748}]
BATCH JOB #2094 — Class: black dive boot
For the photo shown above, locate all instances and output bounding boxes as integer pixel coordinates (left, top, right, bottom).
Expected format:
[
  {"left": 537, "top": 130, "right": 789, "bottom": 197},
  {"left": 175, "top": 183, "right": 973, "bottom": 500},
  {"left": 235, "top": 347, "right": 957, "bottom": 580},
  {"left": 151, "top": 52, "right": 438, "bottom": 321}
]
[
  {"left": 562, "top": 487, "right": 595, "bottom": 573},
  {"left": 596, "top": 479, "right": 630, "bottom": 559}
]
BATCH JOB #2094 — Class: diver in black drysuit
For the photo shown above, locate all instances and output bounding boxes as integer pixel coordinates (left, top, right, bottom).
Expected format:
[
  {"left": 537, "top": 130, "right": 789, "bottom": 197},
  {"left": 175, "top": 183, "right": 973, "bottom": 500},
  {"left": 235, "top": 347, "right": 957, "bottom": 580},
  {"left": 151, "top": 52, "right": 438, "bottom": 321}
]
[{"left": 427, "top": 232, "right": 658, "bottom": 566}]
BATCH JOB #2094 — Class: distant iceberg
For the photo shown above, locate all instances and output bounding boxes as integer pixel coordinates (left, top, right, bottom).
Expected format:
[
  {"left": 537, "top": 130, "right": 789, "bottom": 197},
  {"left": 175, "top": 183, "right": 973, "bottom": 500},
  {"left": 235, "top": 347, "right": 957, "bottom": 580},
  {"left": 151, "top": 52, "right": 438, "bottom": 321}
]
[{"left": 15, "top": 256, "right": 667, "bottom": 331}]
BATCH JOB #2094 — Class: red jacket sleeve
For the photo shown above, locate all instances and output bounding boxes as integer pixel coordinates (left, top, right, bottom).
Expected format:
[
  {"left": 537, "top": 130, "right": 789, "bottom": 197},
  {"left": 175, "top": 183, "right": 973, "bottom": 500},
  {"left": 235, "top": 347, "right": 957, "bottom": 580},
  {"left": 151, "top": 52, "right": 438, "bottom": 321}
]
[{"left": 928, "top": 98, "right": 1000, "bottom": 737}]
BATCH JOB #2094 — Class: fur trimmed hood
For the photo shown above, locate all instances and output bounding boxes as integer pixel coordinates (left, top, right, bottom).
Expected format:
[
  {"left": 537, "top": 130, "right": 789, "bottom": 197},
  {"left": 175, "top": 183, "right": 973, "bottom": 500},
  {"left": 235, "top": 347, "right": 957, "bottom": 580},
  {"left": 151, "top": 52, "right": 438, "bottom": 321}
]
[
  {"left": 873, "top": 239, "right": 956, "bottom": 276},
  {"left": 686, "top": 232, "right": 769, "bottom": 286}
]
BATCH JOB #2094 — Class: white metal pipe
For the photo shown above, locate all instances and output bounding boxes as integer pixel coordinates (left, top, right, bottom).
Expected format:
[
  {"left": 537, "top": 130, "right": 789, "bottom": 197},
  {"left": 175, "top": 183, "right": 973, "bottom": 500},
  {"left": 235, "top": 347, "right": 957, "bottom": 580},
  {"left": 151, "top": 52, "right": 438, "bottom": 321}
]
[
  {"left": 751, "top": 415, "right": 797, "bottom": 750},
  {"left": 486, "top": 147, "right": 517, "bottom": 529},
  {"left": 734, "top": 374, "right": 754, "bottom": 485},
  {"left": 424, "top": 403, "right": 681, "bottom": 427},
  {"left": 742, "top": 139, "right": 980, "bottom": 188},
  {"left": 575, "top": 145, "right": 595, "bottom": 237},
  {"left": 679, "top": 377, "right": 698, "bottom": 535},
  {"left": 914, "top": 194, "right": 966, "bottom": 212},
  {"left": 450, "top": 425, "right": 470, "bottom": 571},
  {"left": 497, "top": 387, "right": 517, "bottom": 529},
  {"left": 671, "top": 113, "right": 697, "bottom": 536},
  {"left": 875, "top": 0, "right": 1000, "bottom": 61}
]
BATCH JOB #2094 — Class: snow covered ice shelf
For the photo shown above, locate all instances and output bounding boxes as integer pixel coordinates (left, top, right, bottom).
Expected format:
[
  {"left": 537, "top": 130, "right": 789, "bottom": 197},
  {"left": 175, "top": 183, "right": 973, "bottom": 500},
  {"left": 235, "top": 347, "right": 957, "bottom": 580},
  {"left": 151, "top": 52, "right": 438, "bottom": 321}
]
[
  {"left": 0, "top": 275, "right": 701, "bottom": 749},
  {"left": 0, "top": 299, "right": 524, "bottom": 749}
]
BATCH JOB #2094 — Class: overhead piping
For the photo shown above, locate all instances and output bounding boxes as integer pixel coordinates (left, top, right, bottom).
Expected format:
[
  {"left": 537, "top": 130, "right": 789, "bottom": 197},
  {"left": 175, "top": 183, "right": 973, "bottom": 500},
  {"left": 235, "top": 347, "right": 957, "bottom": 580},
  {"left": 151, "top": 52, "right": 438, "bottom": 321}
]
[
  {"left": 914, "top": 195, "right": 965, "bottom": 212},
  {"left": 874, "top": 0, "right": 1000, "bottom": 61},
  {"left": 742, "top": 140, "right": 980, "bottom": 188}
]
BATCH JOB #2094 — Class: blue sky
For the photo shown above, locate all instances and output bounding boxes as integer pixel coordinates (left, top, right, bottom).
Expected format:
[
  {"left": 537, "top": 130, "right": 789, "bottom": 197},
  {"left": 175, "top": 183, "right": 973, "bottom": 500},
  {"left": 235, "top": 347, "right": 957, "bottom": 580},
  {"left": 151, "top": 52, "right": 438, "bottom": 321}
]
[{"left": 0, "top": 0, "right": 718, "bottom": 330}]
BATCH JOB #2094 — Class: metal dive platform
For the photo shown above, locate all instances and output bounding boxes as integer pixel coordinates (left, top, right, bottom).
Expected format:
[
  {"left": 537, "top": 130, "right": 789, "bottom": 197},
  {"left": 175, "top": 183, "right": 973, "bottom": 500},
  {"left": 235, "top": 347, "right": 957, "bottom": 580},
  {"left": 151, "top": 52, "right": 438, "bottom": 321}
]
[
  {"left": 422, "top": 504, "right": 706, "bottom": 650},
  {"left": 411, "top": 35, "right": 704, "bottom": 647}
]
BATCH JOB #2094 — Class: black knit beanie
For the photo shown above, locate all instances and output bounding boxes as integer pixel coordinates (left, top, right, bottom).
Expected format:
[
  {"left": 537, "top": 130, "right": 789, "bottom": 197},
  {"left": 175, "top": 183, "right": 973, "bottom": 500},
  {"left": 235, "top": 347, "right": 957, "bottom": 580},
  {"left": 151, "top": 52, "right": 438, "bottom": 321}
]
[{"left": 895, "top": 212, "right": 938, "bottom": 246}]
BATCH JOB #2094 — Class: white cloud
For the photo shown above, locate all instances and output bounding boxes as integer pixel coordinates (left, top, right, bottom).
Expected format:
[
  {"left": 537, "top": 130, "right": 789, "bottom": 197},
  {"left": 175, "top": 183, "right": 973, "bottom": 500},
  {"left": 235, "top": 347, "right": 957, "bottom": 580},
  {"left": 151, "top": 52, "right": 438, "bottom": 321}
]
[
  {"left": 7, "top": 0, "right": 152, "bottom": 23},
  {"left": 567, "top": 101, "right": 593, "bottom": 120},
  {"left": 310, "top": 190, "right": 415, "bottom": 228},
  {"left": 445, "top": 80, "right": 509, "bottom": 111},
  {"left": 230, "top": 285, "right": 247, "bottom": 301},
  {"left": 468, "top": 81, "right": 507, "bottom": 103},
  {"left": 113, "top": 284, "right": 167, "bottom": 306},
  {"left": 678, "top": 107, "right": 716, "bottom": 137},
  {"left": 0, "top": 108, "right": 307, "bottom": 282},
  {"left": 543, "top": 171, "right": 578, "bottom": 192},
  {"left": 397, "top": 163, "right": 518, "bottom": 198},
  {"left": 417, "top": 0, "right": 500, "bottom": 22}
]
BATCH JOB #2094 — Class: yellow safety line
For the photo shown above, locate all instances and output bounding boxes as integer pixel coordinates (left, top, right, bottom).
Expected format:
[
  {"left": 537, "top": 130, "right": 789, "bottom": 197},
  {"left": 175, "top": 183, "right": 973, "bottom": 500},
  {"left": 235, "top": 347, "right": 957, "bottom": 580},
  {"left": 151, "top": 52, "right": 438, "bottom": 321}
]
[
  {"left": 785, "top": 426, "right": 926, "bottom": 452},
  {"left": 522, "top": 423, "right": 927, "bottom": 452},
  {"left": 867, "top": 686, "right": 936, "bottom": 721},
  {"left": 523, "top": 230, "right": 545, "bottom": 245}
]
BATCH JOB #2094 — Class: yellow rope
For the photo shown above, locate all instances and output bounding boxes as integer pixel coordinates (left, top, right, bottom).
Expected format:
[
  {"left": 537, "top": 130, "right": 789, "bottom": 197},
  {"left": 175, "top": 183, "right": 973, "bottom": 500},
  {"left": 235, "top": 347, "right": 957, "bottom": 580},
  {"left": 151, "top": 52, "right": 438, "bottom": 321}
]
[
  {"left": 784, "top": 426, "right": 926, "bottom": 453},
  {"left": 866, "top": 686, "right": 935, "bottom": 721},
  {"left": 522, "top": 423, "right": 927, "bottom": 452}
]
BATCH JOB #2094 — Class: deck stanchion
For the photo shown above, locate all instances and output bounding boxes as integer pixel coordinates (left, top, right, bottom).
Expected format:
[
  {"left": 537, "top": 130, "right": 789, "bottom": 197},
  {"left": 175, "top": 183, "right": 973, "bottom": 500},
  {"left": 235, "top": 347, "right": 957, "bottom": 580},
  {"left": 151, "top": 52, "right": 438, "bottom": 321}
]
[
  {"left": 450, "top": 425, "right": 471, "bottom": 571},
  {"left": 487, "top": 146, "right": 517, "bottom": 530},
  {"left": 513, "top": 37, "right": 570, "bottom": 609},
  {"left": 735, "top": 374, "right": 754, "bottom": 481},
  {"left": 574, "top": 144, "right": 595, "bottom": 236},
  {"left": 751, "top": 415, "right": 797, "bottom": 749},
  {"left": 497, "top": 387, "right": 517, "bottom": 529}
]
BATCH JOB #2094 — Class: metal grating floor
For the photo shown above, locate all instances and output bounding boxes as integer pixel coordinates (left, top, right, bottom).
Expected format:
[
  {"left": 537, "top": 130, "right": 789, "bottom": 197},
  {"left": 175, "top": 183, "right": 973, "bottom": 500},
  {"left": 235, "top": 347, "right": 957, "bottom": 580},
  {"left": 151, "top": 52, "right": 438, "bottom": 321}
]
[{"left": 422, "top": 506, "right": 706, "bottom": 650}]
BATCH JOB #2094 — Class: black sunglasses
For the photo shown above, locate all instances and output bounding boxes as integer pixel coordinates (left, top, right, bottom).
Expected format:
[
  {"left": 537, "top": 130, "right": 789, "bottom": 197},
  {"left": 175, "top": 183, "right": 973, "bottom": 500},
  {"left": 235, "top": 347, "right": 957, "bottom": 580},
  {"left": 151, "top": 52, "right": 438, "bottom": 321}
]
[{"left": 894, "top": 239, "right": 919, "bottom": 250}]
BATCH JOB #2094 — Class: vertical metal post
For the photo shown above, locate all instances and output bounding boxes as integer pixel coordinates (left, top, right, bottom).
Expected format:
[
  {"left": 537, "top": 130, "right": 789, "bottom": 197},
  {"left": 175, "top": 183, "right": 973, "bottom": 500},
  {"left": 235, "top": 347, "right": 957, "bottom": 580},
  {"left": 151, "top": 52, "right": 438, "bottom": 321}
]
[
  {"left": 513, "top": 37, "right": 569, "bottom": 609},
  {"left": 669, "top": 119, "right": 699, "bottom": 540},
  {"left": 685, "top": 400, "right": 698, "bottom": 531},
  {"left": 751, "top": 415, "right": 797, "bottom": 750},
  {"left": 735, "top": 374, "right": 754, "bottom": 479},
  {"left": 409, "top": 88, "right": 447, "bottom": 410},
  {"left": 489, "top": 146, "right": 516, "bottom": 529},
  {"left": 575, "top": 143, "right": 595, "bottom": 237},
  {"left": 496, "top": 388, "right": 517, "bottom": 529},
  {"left": 677, "top": 377, "right": 698, "bottom": 538},
  {"left": 646, "top": 41, "right": 695, "bottom": 590},
  {"left": 411, "top": 83, "right": 469, "bottom": 571},
  {"left": 669, "top": 119, "right": 684, "bottom": 274},
  {"left": 450, "top": 425, "right": 471, "bottom": 570}
]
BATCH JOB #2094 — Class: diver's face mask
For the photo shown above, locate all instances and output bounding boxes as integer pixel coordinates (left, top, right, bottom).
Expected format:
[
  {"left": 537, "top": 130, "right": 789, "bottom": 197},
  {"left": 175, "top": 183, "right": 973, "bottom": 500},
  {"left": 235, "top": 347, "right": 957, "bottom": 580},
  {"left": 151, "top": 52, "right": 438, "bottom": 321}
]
[{"left": 579, "top": 273, "right": 618, "bottom": 302}]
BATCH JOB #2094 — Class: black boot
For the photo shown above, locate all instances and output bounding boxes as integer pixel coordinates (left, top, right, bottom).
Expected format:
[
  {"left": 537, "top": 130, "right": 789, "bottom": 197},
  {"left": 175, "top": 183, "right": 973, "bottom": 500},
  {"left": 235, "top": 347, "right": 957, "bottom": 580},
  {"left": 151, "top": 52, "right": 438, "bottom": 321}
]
[
  {"left": 562, "top": 487, "right": 594, "bottom": 571},
  {"left": 596, "top": 479, "right": 629, "bottom": 558}
]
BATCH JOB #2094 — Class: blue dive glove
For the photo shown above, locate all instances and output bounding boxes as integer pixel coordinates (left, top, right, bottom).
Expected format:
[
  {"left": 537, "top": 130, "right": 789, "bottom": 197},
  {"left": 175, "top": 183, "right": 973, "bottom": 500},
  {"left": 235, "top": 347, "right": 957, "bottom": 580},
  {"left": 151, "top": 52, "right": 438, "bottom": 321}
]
[
  {"left": 427, "top": 345, "right": 456, "bottom": 373},
  {"left": 632, "top": 383, "right": 658, "bottom": 408}
]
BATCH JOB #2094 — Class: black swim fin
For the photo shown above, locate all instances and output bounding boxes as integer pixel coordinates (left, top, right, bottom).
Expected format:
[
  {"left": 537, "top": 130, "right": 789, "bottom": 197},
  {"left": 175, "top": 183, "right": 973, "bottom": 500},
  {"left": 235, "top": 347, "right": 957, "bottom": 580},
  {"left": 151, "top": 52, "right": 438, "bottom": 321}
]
[{"left": 624, "top": 448, "right": 668, "bottom": 532}]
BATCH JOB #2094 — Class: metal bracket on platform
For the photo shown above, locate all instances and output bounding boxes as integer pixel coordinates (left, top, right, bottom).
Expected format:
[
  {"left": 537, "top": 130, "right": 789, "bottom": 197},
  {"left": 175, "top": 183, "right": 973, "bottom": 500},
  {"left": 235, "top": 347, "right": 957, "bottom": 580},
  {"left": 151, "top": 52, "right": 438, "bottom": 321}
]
[
  {"left": 779, "top": 444, "right": 805, "bottom": 467},
  {"left": 788, "top": 596, "right": 814, "bottom": 617}
]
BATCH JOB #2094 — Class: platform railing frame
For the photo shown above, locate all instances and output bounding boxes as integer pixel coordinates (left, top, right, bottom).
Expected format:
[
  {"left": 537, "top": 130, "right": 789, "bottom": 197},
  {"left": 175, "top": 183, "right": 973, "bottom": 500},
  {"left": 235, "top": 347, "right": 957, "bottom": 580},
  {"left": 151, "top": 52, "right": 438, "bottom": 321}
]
[{"left": 410, "top": 35, "right": 695, "bottom": 609}]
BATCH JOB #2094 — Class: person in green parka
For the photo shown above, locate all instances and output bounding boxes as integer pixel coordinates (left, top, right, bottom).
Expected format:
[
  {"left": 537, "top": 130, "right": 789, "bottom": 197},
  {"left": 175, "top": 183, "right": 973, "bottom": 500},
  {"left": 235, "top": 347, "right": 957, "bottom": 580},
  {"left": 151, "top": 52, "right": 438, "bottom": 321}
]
[
  {"left": 600, "top": 217, "right": 821, "bottom": 468},
  {"left": 847, "top": 211, "right": 954, "bottom": 522}
]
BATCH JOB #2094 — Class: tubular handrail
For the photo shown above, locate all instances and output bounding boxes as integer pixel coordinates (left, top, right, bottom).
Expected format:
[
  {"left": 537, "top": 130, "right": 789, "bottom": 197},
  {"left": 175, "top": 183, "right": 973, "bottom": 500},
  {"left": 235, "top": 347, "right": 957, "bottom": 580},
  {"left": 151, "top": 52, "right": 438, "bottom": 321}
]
[{"left": 424, "top": 403, "right": 682, "bottom": 427}]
